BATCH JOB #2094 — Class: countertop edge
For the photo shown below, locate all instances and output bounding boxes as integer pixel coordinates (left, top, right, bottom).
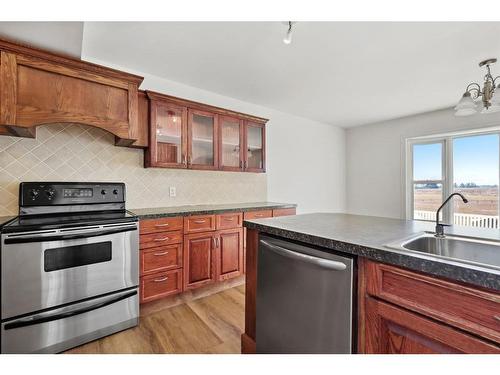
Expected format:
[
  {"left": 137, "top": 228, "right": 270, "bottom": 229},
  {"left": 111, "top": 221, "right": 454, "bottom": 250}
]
[
  {"left": 244, "top": 221, "right": 500, "bottom": 292},
  {"left": 130, "top": 202, "right": 297, "bottom": 220}
]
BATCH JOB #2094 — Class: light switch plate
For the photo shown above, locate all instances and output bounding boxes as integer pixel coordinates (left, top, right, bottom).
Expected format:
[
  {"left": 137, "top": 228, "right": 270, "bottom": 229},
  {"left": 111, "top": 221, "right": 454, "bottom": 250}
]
[{"left": 169, "top": 186, "right": 176, "bottom": 197}]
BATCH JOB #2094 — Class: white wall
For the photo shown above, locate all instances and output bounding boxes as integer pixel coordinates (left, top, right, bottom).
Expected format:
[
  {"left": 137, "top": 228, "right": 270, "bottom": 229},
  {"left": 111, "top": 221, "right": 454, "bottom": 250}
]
[
  {"left": 82, "top": 57, "right": 346, "bottom": 214},
  {"left": 346, "top": 108, "right": 500, "bottom": 219}
]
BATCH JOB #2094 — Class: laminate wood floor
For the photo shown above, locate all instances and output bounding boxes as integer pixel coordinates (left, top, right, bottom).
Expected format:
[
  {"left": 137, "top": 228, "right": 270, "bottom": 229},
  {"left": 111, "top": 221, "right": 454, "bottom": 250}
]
[{"left": 65, "top": 284, "right": 245, "bottom": 354}]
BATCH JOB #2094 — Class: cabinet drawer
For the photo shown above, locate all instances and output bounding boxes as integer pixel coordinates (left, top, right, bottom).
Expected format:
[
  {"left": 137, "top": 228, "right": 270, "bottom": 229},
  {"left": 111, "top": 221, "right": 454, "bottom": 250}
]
[
  {"left": 184, "top": 214, "right": 216, "bottom": 233},
  {"left": 272, "top": 208, "right": 296, "bottom": 217},
  {"left": 365, "top": 260, "right": 500, "bottom": 344},
  {"left": 243, "top": 210, "right": 272, "bottom": 220},
  {"left": 140, "top": 216, "right": 183, "bottom": 235},
  {"left": 140, "top": 269, "right": 183, "bottom": 303},
  {"left": 140, "top": 244, "right": 182, "bottom": 276},
  {"left": 216, "top": 212, "right": 243, "bottom": 230},
  {"left": 140, "top": 230, "right": 183, "bottom": 250}
]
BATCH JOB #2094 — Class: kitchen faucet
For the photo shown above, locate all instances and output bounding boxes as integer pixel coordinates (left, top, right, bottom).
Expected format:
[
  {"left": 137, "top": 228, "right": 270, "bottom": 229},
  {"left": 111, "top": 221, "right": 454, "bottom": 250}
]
[{"left": 435, "top": 193, "right": 468, "bottom": 237}]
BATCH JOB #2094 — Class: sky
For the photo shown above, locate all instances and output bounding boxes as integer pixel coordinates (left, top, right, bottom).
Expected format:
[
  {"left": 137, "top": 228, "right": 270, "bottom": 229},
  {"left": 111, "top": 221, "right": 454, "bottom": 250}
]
[{"left": 413, "top": 134, "right": 499, "bottom": 185}]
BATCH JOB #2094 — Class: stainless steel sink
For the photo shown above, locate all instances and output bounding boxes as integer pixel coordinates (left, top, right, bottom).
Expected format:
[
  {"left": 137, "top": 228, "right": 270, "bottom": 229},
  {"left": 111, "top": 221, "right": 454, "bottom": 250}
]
[{"left": 385, "top": 232, "right": 500, "bottom": 270}]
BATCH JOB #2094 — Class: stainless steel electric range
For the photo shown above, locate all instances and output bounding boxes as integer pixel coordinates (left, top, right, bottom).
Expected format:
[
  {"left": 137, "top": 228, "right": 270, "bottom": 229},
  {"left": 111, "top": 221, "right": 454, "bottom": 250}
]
[{"left": 1, "top": 182, "right": 139, "bottom": 354}]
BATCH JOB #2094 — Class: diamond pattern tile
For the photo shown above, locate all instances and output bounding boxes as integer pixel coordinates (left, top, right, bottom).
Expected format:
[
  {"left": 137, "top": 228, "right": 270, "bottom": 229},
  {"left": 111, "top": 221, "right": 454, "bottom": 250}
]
[{"left": 0, "top": 123, "right": 267, "bottom": 216}]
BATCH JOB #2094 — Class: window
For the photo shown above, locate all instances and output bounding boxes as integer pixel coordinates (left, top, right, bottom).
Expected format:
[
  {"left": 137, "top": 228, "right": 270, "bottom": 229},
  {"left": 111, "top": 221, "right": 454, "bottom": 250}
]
[{"left": 407, "top": 130, "right": 500, "bottom": 229}]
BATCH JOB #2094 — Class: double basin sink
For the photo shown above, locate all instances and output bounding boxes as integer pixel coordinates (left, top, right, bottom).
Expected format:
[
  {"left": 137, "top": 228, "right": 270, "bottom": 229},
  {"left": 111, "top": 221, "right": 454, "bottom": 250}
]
[{"left": 386, "top": 232, "right": 500, "bottom": 271}]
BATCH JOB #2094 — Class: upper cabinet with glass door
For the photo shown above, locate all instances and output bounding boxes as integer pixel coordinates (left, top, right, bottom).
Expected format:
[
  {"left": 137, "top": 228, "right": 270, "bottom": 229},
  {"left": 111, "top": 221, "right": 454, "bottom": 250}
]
[
  {"left": 219, "top": 116, "right": 243, "bottom": 171},
  {"left": 145, "top": 91, "right": 267, "bottom": 172},
  {"left": 188, "top": 109, "right": 218, "bottom": 170},
  {"left": 243, "top": 121, "right": 266, "bottom": 172},
  {"left": 146, "top": 97, "right": 187, "bottom": 168}
]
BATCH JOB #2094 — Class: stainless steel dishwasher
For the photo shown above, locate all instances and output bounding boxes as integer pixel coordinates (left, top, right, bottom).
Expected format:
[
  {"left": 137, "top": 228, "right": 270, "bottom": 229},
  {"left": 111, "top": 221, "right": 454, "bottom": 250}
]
[{"left": 256, "top": 235, "right": 354, "bottom": 354}]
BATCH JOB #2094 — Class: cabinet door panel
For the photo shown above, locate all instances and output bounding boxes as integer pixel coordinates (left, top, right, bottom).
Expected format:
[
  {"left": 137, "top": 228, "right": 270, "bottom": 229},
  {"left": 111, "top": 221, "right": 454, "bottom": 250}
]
[
  {"left": 244, "top": 121, "right": 265, "bottom": 172},
  {"left": 363, "top": 297, "right": 500, "bottom": 354},
  {"left": 219, "top": 116, "right": 243, "bottom": 171},
  {"left": 148, "top": 100, "right": 187, "bottom": 168},
  {"left": 140, "top": 269, "right": 183, "bottom": 303},
  {"left": 217, "top": 228, "right": 243, "bottom": 281},
  {"left": 188, "top": 109, "right": 218, "bottom": 170},
  {"left": 184, "top": 232, "right": 216, "bottom": 290}
]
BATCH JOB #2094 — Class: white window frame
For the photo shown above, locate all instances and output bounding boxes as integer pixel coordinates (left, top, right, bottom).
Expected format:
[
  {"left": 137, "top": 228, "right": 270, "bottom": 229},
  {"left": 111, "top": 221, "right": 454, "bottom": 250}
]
[{"left": 405, "top": 127, "right": 500, "bottom": 224}]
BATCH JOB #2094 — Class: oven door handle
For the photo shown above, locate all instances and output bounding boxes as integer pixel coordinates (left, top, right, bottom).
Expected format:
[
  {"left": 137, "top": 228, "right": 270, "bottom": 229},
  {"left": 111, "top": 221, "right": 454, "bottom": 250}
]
[
  {"left": 3, "top": 290, "right": 138, "bottom": 330},
  {"left": 4, "top": 226, "right": 137, "bottom": 244}
]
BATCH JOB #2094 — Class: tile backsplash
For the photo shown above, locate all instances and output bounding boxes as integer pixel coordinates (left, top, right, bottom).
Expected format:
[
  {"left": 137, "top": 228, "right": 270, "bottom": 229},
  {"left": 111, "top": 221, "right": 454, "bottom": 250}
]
[{"left": 0, "top": 123, "right": 267, "bottom": 216}]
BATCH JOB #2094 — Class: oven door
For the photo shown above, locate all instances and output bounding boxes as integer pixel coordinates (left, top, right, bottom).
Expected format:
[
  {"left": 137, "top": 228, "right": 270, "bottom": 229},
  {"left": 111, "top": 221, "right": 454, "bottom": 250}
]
[{"left": 1, "top": 222, "right": 139, "bottom": 320}]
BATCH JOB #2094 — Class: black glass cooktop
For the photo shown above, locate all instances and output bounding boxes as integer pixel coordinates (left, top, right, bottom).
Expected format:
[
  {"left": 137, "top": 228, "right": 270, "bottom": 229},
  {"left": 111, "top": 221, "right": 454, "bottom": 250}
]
[{"left": 1, "top": 210, "right": 138, "bottom": 234}]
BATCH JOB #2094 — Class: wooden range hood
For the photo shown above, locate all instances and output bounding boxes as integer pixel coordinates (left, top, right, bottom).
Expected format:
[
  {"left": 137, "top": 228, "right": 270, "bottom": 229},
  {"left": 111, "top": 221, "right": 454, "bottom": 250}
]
[{"left": 0, "top": 38, "right": 145, "bottom": 147}]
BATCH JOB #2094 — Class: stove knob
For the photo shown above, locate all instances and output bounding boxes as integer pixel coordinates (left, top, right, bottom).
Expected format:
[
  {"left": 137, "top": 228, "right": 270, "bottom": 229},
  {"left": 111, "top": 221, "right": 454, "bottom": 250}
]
[
  {"left": 113, "top": 189, "right": 119, "bottom": 195},
  {"left": 29, "top": 189, "right": 39, "bottom": 200},
  {"left": 101, "top": 189, "right": 107, "bottom": 195},
  {"left": 46, "top": 189, "right": 55, "bottom": 200}
]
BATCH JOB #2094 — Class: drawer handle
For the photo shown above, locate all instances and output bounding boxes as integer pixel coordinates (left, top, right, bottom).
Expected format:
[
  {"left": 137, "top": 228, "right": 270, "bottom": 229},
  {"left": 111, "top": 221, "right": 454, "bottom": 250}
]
[
  {"left": 193, "top": 219, "right": 206, "bottom": 224},
  {"left": 153, "top": 251, "right": 169, "bottom": 256},
  {"left": 154, "top": 237, "right": 170, "bottom": 241},
  {"left": 153, "top": 276, "right": 169, "bottom": 282},
  {"left": 223, "top": 217, "right": 235, "bottom": 221},
  {"left": 254, "top": 214, "right": 265, "bottom": 217},
  {"left": 154, "top": 223, "right": 169, "bottom": 227}
]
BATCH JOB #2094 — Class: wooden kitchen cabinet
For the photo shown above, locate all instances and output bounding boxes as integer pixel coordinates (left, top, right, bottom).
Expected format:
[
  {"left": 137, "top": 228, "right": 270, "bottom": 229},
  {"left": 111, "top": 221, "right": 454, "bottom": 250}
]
[
  {"left": 358, "top": 259, "right": 500, "bottom": 353},
  {"left": 140, "top": 268, "right": 183, "bottom": 304},
  {"left": 363, "top": 297, "right": 500, "bottom": 354},
  {"left": 140, "top": 244, "right": 183, "bottom": 275},
  {"left": 219, "top": 116, "right": 244, "bottom": 171},
  {"left": 188, "top": 109, "right": 219, "bottom": 170},
  {"left": 243, "top": 121, "right": 266, "bottom": 172},
  {"left": 183, "top": 232, "right": 217, "bottom": 290},
  {"left": 217, "top": 228, "right": 244, "bottom": 281},
  {"left": 146, "top": 98, "right": 188, "bottom": 168},
  {"left": 0, "top": 38, "right": 144, "bottom": 146},
  {"left": 144, "top": 91, "right": 267, "bottom": 172},
  {"left": 184, "top": 214, "right": 216, "bottom": 234}
]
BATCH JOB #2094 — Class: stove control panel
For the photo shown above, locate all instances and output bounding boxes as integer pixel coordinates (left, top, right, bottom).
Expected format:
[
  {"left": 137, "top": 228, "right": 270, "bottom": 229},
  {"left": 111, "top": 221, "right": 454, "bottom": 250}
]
[{"left": 20, "top": 182, "right": 126, "bottom": 206}]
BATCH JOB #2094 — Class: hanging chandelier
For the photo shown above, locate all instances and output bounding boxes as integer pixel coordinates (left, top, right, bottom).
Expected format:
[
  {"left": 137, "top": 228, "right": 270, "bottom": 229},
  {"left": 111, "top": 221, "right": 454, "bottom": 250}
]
[{"left": 455, "top": 58, "right": 500, "bottom": 116}]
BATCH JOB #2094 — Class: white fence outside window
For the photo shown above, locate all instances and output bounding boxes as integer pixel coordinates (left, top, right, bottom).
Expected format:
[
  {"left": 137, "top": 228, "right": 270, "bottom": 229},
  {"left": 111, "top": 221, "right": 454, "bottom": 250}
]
[{"left": 414, "top": 210, "right": 499, "bottom": 229}]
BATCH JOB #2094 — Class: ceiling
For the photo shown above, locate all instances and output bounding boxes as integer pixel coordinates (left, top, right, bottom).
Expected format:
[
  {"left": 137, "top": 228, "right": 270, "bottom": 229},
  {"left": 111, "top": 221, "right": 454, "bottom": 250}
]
[
  {"left": 0, "top": 22, "right": 83, "bottom": 57},
  {"left": 2, "top": 22, "right": 500, "bottom": 127}
]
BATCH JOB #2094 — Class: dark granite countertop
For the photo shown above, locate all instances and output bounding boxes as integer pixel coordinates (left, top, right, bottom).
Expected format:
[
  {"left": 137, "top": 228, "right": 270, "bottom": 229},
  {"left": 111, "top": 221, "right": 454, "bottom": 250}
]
[
  {"left": 244, "top": 213, "right": 500, "bottom": 292},
  {"left": 130, "top": 202, "right": 296, "bottom": 219}
]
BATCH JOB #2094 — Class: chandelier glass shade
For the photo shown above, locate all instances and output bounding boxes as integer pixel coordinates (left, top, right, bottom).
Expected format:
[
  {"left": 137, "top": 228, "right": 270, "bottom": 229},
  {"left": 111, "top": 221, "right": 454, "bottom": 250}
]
[{"left": 455, "top": 58, "right": 500, "bottom": 116}]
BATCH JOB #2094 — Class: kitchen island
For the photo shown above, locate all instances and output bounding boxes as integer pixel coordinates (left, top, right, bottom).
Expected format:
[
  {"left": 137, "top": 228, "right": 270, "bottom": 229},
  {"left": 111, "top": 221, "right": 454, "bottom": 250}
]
[{"left": 243, "top": 213, "right": 500, "bottom": 354}]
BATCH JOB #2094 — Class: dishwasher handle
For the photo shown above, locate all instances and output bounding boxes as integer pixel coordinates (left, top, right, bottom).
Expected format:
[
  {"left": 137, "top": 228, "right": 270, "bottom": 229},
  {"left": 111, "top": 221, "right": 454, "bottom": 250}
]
[{"left": 260, "top": 239, "right": 347, "bottom": 271}]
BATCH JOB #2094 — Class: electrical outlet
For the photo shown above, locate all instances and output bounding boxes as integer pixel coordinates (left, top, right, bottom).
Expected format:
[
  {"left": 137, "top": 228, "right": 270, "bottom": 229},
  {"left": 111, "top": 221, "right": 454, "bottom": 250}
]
[{"left": 169, "top": 186, "right": 176, "bottom": 197}]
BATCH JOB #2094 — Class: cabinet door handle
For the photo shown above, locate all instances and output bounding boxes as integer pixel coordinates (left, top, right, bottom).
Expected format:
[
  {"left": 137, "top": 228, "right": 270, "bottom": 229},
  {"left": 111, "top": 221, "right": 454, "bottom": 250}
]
[
  {"left": 188, "top": 155, "right": 192, "bottom": 165},
  {"left": 212, "top": 237, "right": 216, "bottom": 248},
  {"left": 193, "top": 219, "right": 206, "bottom": 224},
  {"left": 494, "top": 315, "right": 500, "bottom": 322},
  {"left": 154, "top": 237, "right": 170, "bottom": 241},
  {"left": 153, "top": 276, "right": 169, "bottom": 282},
  {"left": 244, "top": 160, "right": 247, "bottom": 169},
  {"left": 216, "top": 237, "right": 220, "bottom": 247},
  {"left": 153, "top": 251, "right": 169, "bottom": 256},
  {"left": 182, "top": 154, "right": 186, "bottom": 165},
  {"left": 154, "top": 223, "right": 169, "bottom": 227},
  {"left": 239, "top": 160, "right": 243, "bottom": 169}
]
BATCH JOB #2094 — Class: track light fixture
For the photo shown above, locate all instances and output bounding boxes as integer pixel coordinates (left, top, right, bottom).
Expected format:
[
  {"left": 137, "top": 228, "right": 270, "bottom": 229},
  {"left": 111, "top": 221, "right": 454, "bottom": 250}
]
[{"left": 283, "top": 21, "right": 295, "bottom": 45}]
